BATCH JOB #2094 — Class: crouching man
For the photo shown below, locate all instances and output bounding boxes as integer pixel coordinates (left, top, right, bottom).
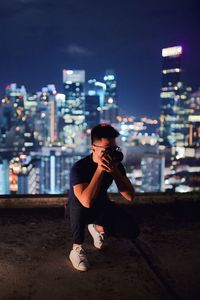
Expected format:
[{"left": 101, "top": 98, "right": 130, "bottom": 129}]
[{"left": 68, "top": 124, "right": 139, "bottom": 271}]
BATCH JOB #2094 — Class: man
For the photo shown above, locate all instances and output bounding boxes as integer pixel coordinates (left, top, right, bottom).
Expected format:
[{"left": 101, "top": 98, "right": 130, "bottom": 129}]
[{"left": 68, "top": 124, "right": 139, "bottom": 271}]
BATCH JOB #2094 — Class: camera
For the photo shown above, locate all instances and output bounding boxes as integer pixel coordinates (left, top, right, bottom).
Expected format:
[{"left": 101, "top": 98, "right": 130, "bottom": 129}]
[{"left": 103, "top": 146, "right": 124, "bottom": 162}]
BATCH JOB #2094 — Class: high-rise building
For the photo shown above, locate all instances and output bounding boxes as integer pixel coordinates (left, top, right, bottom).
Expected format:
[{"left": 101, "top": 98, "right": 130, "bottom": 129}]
[
  {"left": 1, "top": 83, "right": 35, "bottom": 154},
  {"left": 187, "top": 88, "right": 200, "bottom": 114},
  {"left": 1, "top": 96, "right": 13, "bottom": 132},
  {"left": 188, "top": 118, "right": 200, "bottom": 149},
  {"left": 187, "top": 90, "right": 200, "bottom": 149},
  {"left": 85, "top": 93, "right": 100, "bottom": 129},
  {"left": 9, "top": 154, "right": 40, "bottom": 194},
  {"left": 0, "top": 159, "right": 10, "bottom": 194},
  {"left": 17, "top": 167, "right": 39, "bottom": 194},
  {"left": 141, "top": 153, "right": 165, "bottom": 192},
  {"left": 102, "top": 70, "right": 118, "bottom": 124},
  {"left": 26, "top": 85, "right": 58, "bottom": 148},
  {"left": 87, "top": 79, "right": 106, "bottom": 123},
  {"left": 159, "top": 85, "right": 200, "bottom": 192},
  {"left": 87, "top": 79, "right": 106, "bottom": 107},
  {"left": 39, "top": 147, "right": 81, "bottom": 194},
  {"left": 159, "top": 46, "right": 190, "bottom": 148},
  {"left": 62, "top": 70, "right": 86, "bottom": 152}
]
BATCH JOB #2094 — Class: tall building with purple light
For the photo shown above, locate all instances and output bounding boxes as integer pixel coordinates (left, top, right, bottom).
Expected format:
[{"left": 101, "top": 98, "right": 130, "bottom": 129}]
[{"left": 159, "top": 46, "right": 190, "bottom": 148}]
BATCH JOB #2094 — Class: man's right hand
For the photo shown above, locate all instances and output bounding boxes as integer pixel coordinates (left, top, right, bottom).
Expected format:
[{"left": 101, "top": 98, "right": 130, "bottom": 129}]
[{"left": 97, "top": 154, "right": 114, "bottom": 173}]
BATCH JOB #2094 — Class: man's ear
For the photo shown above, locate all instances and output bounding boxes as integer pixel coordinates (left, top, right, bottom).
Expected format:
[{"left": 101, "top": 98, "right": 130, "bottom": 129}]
[{"left": 91, "top": 145, "right": 95, "bottom": 152}]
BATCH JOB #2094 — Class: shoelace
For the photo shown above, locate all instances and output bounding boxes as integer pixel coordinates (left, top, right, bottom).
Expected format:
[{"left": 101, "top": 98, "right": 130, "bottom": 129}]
[
  {"left": 75, "top": 246, "right": 84, "bottom": 254},
  {"left": 74, "top": 247, "right": 87, "bottom": 262},
  {"left": 98, "top": 232, "right": 105, "bottom": 242}
]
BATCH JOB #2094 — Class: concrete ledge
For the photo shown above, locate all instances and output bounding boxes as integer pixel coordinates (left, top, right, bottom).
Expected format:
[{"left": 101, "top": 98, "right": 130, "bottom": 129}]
[
  {"left": 0, "top": 194, "right": 66, "bottom": 208},
  {"left": 0, "top": 192, "right": 199, "bottom": 208}
]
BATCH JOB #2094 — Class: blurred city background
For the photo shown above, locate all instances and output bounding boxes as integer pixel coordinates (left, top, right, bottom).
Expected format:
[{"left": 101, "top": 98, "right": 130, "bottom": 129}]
[{"left": 0, "top": 1, "right": 199, "bottom": 195}]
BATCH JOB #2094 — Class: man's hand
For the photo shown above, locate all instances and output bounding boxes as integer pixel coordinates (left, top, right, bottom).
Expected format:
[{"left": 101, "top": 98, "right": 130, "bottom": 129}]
[
  {"left": 97, "top": 153, "right": 118, "bottom": 173},
  {"left": 97, "top": 152, "right": 134, "bottom": 202}
]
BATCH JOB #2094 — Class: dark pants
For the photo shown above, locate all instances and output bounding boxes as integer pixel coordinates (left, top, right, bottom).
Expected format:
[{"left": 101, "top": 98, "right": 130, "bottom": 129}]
[{"left": 68, "top": 201, "right": 140, "bottom": 245}]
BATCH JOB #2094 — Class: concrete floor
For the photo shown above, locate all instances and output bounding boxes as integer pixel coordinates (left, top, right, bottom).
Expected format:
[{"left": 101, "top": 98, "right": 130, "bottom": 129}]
[{"left": 0, "top": 201, "right": 200, "bottom": 300}]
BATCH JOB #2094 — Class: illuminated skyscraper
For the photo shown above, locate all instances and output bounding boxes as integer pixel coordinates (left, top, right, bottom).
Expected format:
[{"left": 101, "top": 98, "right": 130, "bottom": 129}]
[
  {"left": 87, "top": 79, "right": 106, "bottom": 106},
  {"left": 62, "top": 70, "right": 86, "bottom": 152},
  {"left": 141, "top": 153, "right": 165, "bottom": 192},
  {"left": 87, "top": 79, "right": 106, "bottom": 123},
  {"left": 159, "top": 46, "right": 190, "bottom": 148},
  {"left": 187, "top": 88, "right": 200, "bottom": 114},
  {"left": 0, "top": 159, "right": 10, "bottom": 194},
  {"left": 1, "top": 83, "right": 35, "bottom": 153},
  {"left": 63, "top": 70, "right": 85, "bottom": 112},
  {"left": 39, "top": 147, "right": 81, "bottom": 194},
  {"left": 85, "top": 94, "right": 100, "bottom": 129},
  {"left": 9, "top": 154, "right": 40, "bottom": 194},
  {"left": 187, "top": 89, "right": 200, "bottom": 148},
  {"left": 102, "top": 70, "right": 118, "bottom": 124},
  {"left": 28, "top": 85, "right": 57, "bottom": 148}
]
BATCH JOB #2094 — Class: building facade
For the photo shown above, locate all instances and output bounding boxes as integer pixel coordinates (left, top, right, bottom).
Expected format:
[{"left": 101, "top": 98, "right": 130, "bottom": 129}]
[
  {"left": 141, "top": 153, "right": 165, "bottom": 192},
  {"left": 159, "top": 46, "right": 190, "bottom": 148},
  {"left": 62, "top": 70, "right": 86, "bottom": 152},
  {"left": 102, "top": 70, "right": 118, "bottom": 124}
]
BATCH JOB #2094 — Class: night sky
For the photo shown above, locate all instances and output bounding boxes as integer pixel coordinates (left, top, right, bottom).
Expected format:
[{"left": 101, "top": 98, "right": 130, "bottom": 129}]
[{"left": 0, "top": 0, "right": 199, "bottom": 118}]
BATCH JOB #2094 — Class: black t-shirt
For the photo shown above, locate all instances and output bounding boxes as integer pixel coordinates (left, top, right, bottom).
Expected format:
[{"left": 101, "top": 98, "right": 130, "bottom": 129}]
[{"left": 69, "top": 154, "right": 126, "bottom": 209}]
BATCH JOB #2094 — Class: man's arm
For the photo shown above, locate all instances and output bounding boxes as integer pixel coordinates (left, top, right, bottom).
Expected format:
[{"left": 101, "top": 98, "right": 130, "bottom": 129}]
[
  {"left": 73, "top": 167, "right": 104, "bottom": 208},
  {"left": 111, "top": 167, "right": 135, "bottom": 202},
  {"left": 101, "top": 154, "right": 135, "bottom": 202}
]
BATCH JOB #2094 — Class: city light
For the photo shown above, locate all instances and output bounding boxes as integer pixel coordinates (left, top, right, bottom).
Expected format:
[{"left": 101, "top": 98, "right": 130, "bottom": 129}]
[{"left": 162, "top": 46, "right": 183, "bottom": 57}]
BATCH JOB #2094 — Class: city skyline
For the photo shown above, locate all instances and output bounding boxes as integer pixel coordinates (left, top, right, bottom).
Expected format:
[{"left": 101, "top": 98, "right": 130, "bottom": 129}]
[
  {"left": 0, "top": 63, "right": 199, "bottom": 194},
  {"left": 0, "top": 0, "right": 199, "bottom": 118}
]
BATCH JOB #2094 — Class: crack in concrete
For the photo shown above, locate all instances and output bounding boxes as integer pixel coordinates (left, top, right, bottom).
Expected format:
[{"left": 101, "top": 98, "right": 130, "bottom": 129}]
[{"left": 134, "top": 238, "right": 181, "bottom": 300}]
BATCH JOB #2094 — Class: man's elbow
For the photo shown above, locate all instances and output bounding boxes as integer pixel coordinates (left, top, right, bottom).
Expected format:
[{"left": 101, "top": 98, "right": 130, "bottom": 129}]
[
  {"left": 121, "top": 191, "right": 135, "bottom": 202},
  {"left": 79, "top": 196, "right": 93, "bottom": 209},
  {"left": 83, "top": 203, "right": 91, "bottom": 209},
  {"left": 126, "top": 193, "right": 134, "bottom": 202},
  {"left": 127, "top": 187, "right": 135, "bottom": 201}
]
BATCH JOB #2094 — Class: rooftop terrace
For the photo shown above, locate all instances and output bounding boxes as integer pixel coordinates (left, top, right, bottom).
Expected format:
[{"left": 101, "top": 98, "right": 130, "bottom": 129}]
[{"left": 0, "top": 192, "right": 200, "bottom": 300}]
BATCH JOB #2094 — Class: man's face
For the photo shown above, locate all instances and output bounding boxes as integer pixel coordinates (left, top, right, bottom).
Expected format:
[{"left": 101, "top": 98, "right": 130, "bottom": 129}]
[{"left": 92, "top": 138, "right": 117, "bottom": 161}]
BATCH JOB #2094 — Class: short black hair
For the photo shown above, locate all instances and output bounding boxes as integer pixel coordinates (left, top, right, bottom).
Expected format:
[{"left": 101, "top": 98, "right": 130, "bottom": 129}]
[{"left": 91, "top": 123, "right": 119, "bottom": 144}]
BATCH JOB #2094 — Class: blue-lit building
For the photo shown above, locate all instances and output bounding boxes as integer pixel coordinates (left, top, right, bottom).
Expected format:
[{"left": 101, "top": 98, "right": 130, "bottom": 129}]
[
  {"left": 1, "top": 83, "right": 36, "bottom": 154},
  {"left": 62, "top": 70, "right": 86, "bottom": 152},
  {"left": 187, "top": 89, "right": 200, "bottom": 149},
  {"left": 9, "top": 154, "right": 40, "bottom": 194},
  {"left": 39, "top": 147, "right": 82, "bottom": 194},
  {"left": 0, "top": 159, "right": 10, "bottom": 194},
  {"left": 85, "top": 93, "right": 100, "bottom": 129},
  {"left": 87, "top": 79, "right": 106, "bottom": 123},
  {"left": 102, "top": 70, "right": 118, "bottom": 124},
  {"left": 17, "top": 167, "right": 39, "bottom": 194},
  {"left": 28, "top": 85, "right": 58, "bottom": 148},
  {"left": 141, "top": 153, "right": 165, "bottom": 192},
  {"left": 159, "top": 46, "right": 190, "bottom": 148}
]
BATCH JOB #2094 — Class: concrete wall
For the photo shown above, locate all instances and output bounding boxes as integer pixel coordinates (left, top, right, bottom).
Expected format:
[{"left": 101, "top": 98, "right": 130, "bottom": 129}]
[{"left": 0, "top": 192, "right": 199, "bottom": 208}]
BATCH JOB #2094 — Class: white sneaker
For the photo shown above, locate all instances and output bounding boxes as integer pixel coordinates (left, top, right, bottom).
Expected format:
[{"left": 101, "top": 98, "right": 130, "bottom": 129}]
[
  {"left": 69, "top": 245, "right": 89, "bottom": 271},
  {"left": 88, "top": 224, "right": 105, "bottom": 249}
]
